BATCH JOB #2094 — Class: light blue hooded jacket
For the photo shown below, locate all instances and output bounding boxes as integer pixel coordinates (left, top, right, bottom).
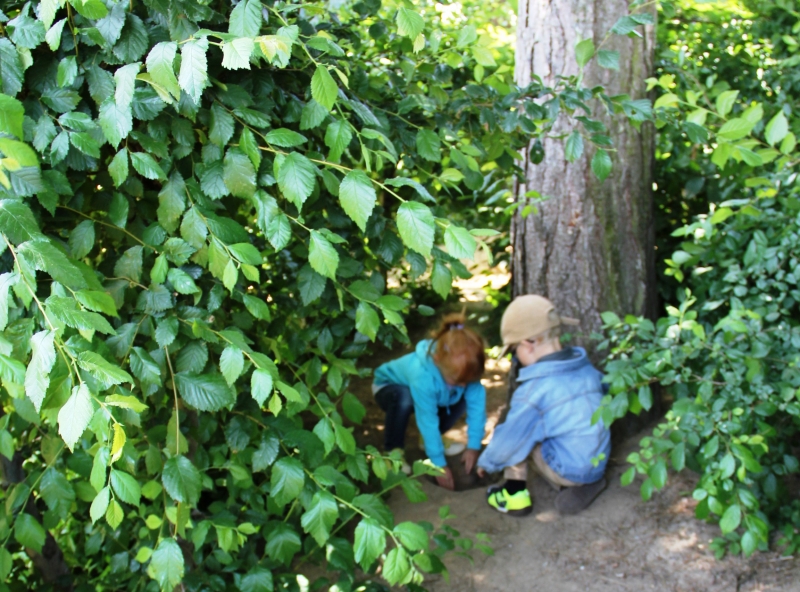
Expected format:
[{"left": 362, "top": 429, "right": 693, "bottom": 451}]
[
  {"left": 373, "top": 339, "right": 486, "bottom": 467},
  {"left": 477, "top": 347, "right": 610, "bottom": 484}
]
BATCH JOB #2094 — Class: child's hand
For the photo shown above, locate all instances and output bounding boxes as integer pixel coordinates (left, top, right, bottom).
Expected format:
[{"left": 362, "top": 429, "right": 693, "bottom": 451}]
[
  {"left": 435, "top": 466, "right": 455, "bottom": 490},
  {"left": 462, "top": 448, "right": 480, "bottom": 474}
]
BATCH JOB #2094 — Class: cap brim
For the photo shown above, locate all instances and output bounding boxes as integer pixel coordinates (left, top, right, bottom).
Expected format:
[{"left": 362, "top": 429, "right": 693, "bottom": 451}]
[
  {"left": 561, "top": 316, "right": 580, "bottom": 326},
  {"left": 498, "top": 343, "right": 512, "bottom": 358}
]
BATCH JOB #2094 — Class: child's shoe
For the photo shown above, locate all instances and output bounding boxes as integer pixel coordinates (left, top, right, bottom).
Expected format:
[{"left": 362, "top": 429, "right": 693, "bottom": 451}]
[
  {"left": 554, "top": 477, "right": 607, "bottom": 515},
  {"left": 485, "top": 485, "right": 533, "bottom": 517}
]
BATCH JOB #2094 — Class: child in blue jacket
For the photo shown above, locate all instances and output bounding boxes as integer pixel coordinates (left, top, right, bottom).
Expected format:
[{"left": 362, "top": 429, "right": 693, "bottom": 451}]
[
  {"left": 373, "top": 314, "right": 486, "bottom": 490},
  {"left": 477, "top": 295, "right": 611, "bottom": 516}
]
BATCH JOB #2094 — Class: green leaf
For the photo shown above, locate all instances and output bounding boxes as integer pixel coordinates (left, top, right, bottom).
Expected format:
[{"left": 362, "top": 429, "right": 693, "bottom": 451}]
[
  {"left": 277, "top": 152, "right": 315, "bottom": 208},
  {"left": 162, "top": 455, "right": 202, "bottom": 506},
  {"left": 308, "top": 230, "right": 339, "bottom": 279},
  {"left": 597, "top": 49, "right": 620, "bottom": 70},
  {"left": 147, "top": 538, "right": 185, "bottom": 592},
  {"left": 638, "top": 385, "right": 653, "bottom": 411},
  {"left": 431, "top": 260, "right": 452, "bottom": 298},
  {"left": 311, "top": 65, "right": 338, "bottom": 112},
  {"left": 223, "top": 148, "right": 256, "bottom": 198},
  {"left": 383, "top": 546, "right": 412, "bottom": 586},
  {"left": 591, "top": 149, "right": 612, "bottom": 181},
  {"left": 444, "top": 225, "right": 476, "bottom": 260},
  {"left": 0, "top": 199, "right": 40, "bottom": 243},
  {"left": 90, "top": 487, "right": 110, "bottom": 524},
  {"left": 220, "top": 346, "right": 244, "bottom": 386},
  {"left": 342, "top": 392, "right": 366, "bottom": 424},
  {"left": 339, "top": 170, "right": 376, "bottom": 232},
  {"left": 720, "top": 503, "right": 742, "bottom": 534},
  {"left": 0, "top": 94, "right": 24, "bottom": 140},
  {"left": 69, "top": 220, "right": 96, "bottom": 258},
  {"left": 394, "top": 521, "right": 428, "bottom": 551},
  {"left": 397, "top": 202, "right": 435, "bottom": 257},
  {"left": 14, "top": 514, "right": 45, "bottom": 553},
  {"left": 356, "top": 302, "right": 380, "bottom": 341},
  {"left": 109, "top": 149, "right": 129, "bottom": 187},
  {"left": 221, "top": 37, "right": 254, "bottom": 70},
  {"left": 396, "top": 7, "right": 424, "bottom": 38},
  {"left": 146, "top": 42, "right": 180, "bottom": 101},
  {"left": 25, "top": 330, "right": 56, "bottom": 413},
  {"left": 715, "top": 90, "right": 739, "bottom": 118},
  {"left": 114, "top": 63, "right": 140, "bottom": 111},
  {"left": 565, "top": 131, "right": 584, "bottom": 162},
  {"left": 243, "top": 294, "right": 270, "bottom": 320},
  {"left": 178, "top": 38, "right": 209, "bottom": 105},
  {"left": 105, "top": 498, "right": 124, "bottom": 528},
  {"left": 251, "top": 368, "right": 274, "bottom": 406},
  {"left": 575, "top": 38, "right": 595, "bottom": 68},
  {"left": 111, "top": 469, "right": 141, "bottom": 506},
  {"left": 765, "top": 111, "right": 788, "bottom": 146},
  {"left": 229, "top": 0, "right": 263, "bottom": 37},
  {"left": 415, "top": 129, "right": 441, "bottom": 162},
  {"left": 324, "top": 120, "right": 352, "bottom": 162},
  {"left": 175, "top": 372, "right": 235, "bottom": 411},
  {"left": 301, "top": 99, "right": 328, "bottom": 130},
  {"left": 717, "top": 118, "right": 754, "bottom": 141},
  {"left": 18, "top": 238, "right": 85, "bottom": 290},
  {"left": 270, "top": 457, "right": 305, "bottom": 507},
  {"left": 130, "top": 152, "right": 166, "bottom": 180},
  {"left": 265, "top": 523, "right": 301, "bottom": 565},
  {"left": 384, "top": 177, "right": 434, "bottom": 202},
  {"left": 57, "top": 384, "right": 94, "bottom": 451},
  {"left": 0, "top": 138, "right": 38, "bottom": 167},
  {"left": 241, "top": 567, "right": 273, "bottom": 592},
  {"left": 300, "top": 490, "right": 339, "bottom": 546},
  {"left": 265, "top": 128, "right": 307, "bottom": 148},
  {"left": 78, "top": 351, "right": 133, "bottom": 387},
  {"left": 354, "top": 518, "right": 386, "bottom": 569}
]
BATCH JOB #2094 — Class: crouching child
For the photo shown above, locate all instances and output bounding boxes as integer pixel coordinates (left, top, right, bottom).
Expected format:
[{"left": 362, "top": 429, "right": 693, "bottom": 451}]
[{"left": 477, "top": 295, "right": 611, "bottom": 516}]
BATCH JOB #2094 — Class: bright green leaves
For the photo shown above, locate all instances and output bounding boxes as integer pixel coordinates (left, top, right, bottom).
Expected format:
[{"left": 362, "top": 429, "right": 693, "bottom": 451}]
[
  {"left": 354, "top": 518, "right": 386, "bottom": 569},
  {"left": 715, "top": 90, "right": 739, "bottom": 118},
  {"left": 339, "top": 170, "right": 376, "bottom": 232},
  {"left": 720, "top": 503, "right": 742, "bottom": 534},
  {"left": 765, "top": 111, "right": 789, "bottom": 146},
  {"left": 147, "top": 538, "right": 185, "bottom": 592},
  {"left": 575, "top": 38, "right": 595, "bottom": 69},
  {"left": 444, "top": 225, "right": 476, "bottom": 260},
  {"left": 0, "top": 94, "right": 24, "bottom": 140},
  {"left": 178, "top": 38, "right": 209, "bottom": 105},
  {"left": 270, "top": 457, "right": 304, "bottom": 507},
  {"left": 57, "top": 384, "right": 93, "bottom": 451},
  {"left": 251, "top": 368, "right": 274, "bottom": 406},
  {"left": 565, "top": 131, "right": 584, "bottom": 162},
  {"left": 162, "top": 455, "right": 202, "bottom": 506},
  {"left": 78, "top": 351, "right": 133, "bottom": 388},
  {"left": 220, "top": 346, "right": 244, "bottom": 385},
  {"left": 396, "top": 7, "right": 424, "bottom": 39},
  {"left": 308, "top": 231, "right": 339, "bottom": 279},
  {"left": 397, "top": 202, "right": 435, "bottom": 257},
  {"left": 110, "top": 469, "right": 141, "bottom": 506},
  {"left": 90, "top": 487, "right": 110, "bottom": 524},
  {"left": 324, "top": 120, "right": 352, "bottom": 162},
  {"left": 394, "top": 521, "right": 428, "bottom": 551},
  {"left": 229, "top": 0, "right": 263, "bottom": 37},
  {"left": 223, "top": 149, "right": 256, "bottom": 198},
  {"left": 277, "top": 152, "right": 316, "bottom": 208},
  {"left": 222, "top": 38, "right": 255, "bottom": 71},
  {"left": 146, "top": 42, "right": 181, "bottom": 103},
  {"left": 174, "top": 372, "right": 235, "bottom": 411},
  {"left": 311, "top": 65, "right": 338, "bottom": 112},
  {"left": 25, "top": 330, "right": 56, "bottom": 412},
  {"left": 383, "top": 547, "right": 412, "bottom": 586},
  {"left": 301, "top": 490, "right": 339, "bottom": 546},
  {"left": 356, "top": 302, "right": 380, "bottom": 341}
]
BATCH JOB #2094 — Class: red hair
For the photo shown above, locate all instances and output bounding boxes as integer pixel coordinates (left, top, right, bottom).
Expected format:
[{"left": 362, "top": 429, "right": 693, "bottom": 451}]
[{"left": 429, "top": 313, "right": 485, "bottom": 385}]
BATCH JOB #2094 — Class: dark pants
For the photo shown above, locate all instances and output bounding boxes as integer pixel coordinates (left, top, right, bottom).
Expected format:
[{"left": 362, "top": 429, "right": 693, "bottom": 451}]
[{"left": 374, "top": 384, "right": 467, "bottom": 452}]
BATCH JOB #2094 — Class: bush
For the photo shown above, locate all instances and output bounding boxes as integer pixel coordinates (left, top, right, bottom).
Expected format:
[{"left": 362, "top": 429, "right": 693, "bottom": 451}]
[{"left": 0, "top": 0, "right": 638, "bottom": 589}]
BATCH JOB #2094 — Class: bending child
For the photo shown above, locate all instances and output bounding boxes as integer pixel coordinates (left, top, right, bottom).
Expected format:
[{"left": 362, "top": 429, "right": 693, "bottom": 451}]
[
  {"left": 373, "top": 314, "right": 486, "bottom": 490},
  {"left": 477, "top": 295, "right": 610, "bottom": 516}
]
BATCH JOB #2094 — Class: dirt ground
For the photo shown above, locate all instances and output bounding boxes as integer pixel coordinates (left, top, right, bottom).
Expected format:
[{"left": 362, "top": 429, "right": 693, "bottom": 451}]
[{"left": 350, "top": 265, "right": 800, "bottom": 592}]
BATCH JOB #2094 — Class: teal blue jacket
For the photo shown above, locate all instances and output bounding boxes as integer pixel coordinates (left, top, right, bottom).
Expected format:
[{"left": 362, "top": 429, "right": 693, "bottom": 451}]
[{"left": 373, "top": 339, "right": 486, "bottom": 467}]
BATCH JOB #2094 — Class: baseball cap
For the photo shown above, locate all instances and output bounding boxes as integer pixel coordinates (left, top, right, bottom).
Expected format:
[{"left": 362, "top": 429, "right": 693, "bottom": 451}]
[{"left": 499, "top": 295, "right": 579, "bottom": 357}]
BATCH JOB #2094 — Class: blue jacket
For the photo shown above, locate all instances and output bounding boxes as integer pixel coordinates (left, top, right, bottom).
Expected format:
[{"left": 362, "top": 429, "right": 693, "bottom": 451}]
[
  {"left": 477, "top": 347, "right": 610, "bottom": 484},
  {"left": 373, "top": 339, "right": 486, "bottom": 467}
]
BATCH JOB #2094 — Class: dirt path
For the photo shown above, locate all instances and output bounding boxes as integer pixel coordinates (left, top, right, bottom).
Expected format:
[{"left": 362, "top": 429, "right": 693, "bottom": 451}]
[{"left": 350, "top": 266, "right": 800, "bottom": 592}]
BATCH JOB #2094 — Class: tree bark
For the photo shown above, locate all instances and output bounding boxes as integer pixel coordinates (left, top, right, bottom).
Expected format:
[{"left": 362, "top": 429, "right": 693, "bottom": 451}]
[{"left": 512, "top": 0, "right": 658, "bottom": 362}]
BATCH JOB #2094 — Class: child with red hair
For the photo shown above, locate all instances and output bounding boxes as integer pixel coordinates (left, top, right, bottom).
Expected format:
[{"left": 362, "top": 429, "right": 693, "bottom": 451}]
[{"left": 373, "top": 314, "right": 487, "bottom": 490}]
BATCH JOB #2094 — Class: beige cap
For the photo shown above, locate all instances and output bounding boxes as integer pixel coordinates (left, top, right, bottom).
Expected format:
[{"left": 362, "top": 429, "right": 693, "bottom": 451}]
[{"left": 499, "top": 295, "right": 579, "bottom": 355}]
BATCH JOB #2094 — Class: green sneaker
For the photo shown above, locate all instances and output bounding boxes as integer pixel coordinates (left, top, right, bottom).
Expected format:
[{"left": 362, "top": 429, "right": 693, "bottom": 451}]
[{"left": 486, "top": 485, "right": 533, "bottom": 517}]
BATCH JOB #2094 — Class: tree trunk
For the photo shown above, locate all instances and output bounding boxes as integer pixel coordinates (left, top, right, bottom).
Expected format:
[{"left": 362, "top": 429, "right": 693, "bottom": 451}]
[{"left": 512, "top": 0, "right": 658, "bottom": 363}]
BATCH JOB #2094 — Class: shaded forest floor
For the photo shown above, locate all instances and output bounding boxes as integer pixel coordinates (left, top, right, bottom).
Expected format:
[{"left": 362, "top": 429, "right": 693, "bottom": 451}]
[{"left": 348, "top": 264, "right": 800, "bottom": 592}]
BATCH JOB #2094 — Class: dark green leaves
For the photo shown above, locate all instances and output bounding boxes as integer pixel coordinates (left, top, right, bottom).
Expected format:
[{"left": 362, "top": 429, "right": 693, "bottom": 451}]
[
  {"left": 14, "top": 514, "right": 45, "bottom": 553},
  {"left": 300, "top": 490, "right": 339, "bottom": 545},
  {"left": 162, "top": 456, "right": 202, "bottom": 505},
  {"left": 270, "top": 457, "right": 304, "bottom": 507},
  {"left": 591, "top": 149, "right": 612, "bottom": 181},
  {"left": 308, "top": 231, "right": 339, "bottom": 279},
  {"left": 147, "top": 538, "right": 184, "bottom": 592},
  {"left": 174, "top": 372, "right": 235, "bottom": 411},
  {"left": 415, "top": 129, "right": 441, "bottom": 162},
  {"left": 565, "top": 131, "right": 584, "bottom": 162}
]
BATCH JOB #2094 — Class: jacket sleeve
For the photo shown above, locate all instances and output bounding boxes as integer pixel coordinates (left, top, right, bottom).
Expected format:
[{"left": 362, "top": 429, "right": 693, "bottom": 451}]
[
  {"left": 464, "top": 382, "right": 487, "bottom": 451},
  {"left": 477, "top": 389, "right": 546, "bottom": 474},
  {"left": 409, "top": 380, "right": 447, "bottom": 467}
]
